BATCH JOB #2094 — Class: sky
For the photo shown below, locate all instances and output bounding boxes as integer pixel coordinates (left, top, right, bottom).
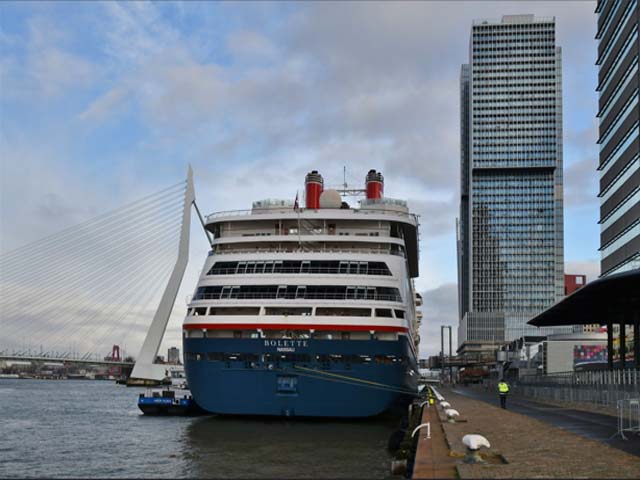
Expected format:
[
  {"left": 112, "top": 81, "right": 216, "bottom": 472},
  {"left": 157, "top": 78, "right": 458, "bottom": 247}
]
[{"left": 0, "top": 1, "right": 601, "bottom": 358}]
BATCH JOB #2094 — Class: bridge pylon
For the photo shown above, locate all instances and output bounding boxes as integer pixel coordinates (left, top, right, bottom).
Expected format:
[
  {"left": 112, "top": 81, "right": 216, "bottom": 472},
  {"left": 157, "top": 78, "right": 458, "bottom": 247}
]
[{"left": 127, "top": 166, "right": 195, "bottom": 386}]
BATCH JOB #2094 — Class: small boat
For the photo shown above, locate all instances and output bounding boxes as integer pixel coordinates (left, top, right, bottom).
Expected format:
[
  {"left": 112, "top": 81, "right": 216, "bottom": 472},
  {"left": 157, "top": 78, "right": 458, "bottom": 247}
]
[{"left": 137, "top": 388, "right": 201, "bottom": 415}]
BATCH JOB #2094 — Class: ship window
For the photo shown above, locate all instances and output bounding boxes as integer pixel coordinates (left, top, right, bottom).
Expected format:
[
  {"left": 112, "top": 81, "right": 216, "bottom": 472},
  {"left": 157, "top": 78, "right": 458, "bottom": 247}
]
[
  {"left": 316, "top": 307, "right": 371, "bottom": 317},
  {"left": 346, "top": 286, "right": 356, "bottom": 299},
  {"left": 265, "top": 307, "right": 312, "bottom": 316},
  {"left": 276, "top": 286, "right": 287, "bottom": 299},
  {"left": 394, "top": 310, "right": 405, "bottom": 319},
  {"left": 356, "top": 287, "right": 366, "bottom": 299},
  {"left": 339, "top": 261, "right": 348, "bottom": 274},
  {"left": 348, "top": 262, "right": 358, "bottom": 274},
  {"left": 366, "top": 287, "right": 375, "bottom": 300},
  {"left": 273, "top": 261, "right": 284, "bottom": 273},
  {"left": 358, "top": 262, "right": 368, "bottom": 275},
  {"left": 221, "top": 286, "right": 232, "bottom": 299},
  {"left": 210, "top": 307, "right": 261, "bottom": 315},
  {"left": 300, "top": 261, "right": 310, "bottom": 273},
  {"left": 229, "top": 286, "right": 240, "bottom": 299},
  {"left": 375, "top": 309, "right": 393, "bottom": 318},
  {"left": 245, "top": 262, "right": 256, "bottom": 274},
  {"left": 264, "top": 261, "right": 274, "bottom": 273},
  {"left": 295, "top": 286, "right": 306, "bottom": 299},
  {"left": 236, "top": 262, "right": 247, "bottom": 274},
  {"left": 255, "top": 262, "right": 265, "bottom": 273},
  {"left": 193, "top": 307, "right": 207, "bottom": 316}
]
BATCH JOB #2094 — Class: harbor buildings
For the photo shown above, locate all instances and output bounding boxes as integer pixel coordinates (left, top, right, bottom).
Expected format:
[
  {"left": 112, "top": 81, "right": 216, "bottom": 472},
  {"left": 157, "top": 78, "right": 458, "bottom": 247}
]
[
  {"left": 595, "top": 0, "right": 639, "bottom": 277},
  {"left": 564, "top": 273, "right": 587, "bottom": 296},
  {"left": 457, "top": 15, "right": 571, "bottom": 356}
]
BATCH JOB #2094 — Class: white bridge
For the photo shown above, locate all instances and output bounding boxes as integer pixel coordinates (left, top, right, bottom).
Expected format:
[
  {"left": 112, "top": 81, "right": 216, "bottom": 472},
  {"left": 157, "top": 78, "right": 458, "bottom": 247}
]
[{"left": 0, "top": 166, "right": 206, "bottom": 385}]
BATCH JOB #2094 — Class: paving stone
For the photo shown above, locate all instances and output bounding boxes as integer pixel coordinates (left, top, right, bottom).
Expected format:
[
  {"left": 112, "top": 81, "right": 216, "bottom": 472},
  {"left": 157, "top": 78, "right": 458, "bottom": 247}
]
[{"left": 436, "top": 389, "right": 639, "bottom": 479}]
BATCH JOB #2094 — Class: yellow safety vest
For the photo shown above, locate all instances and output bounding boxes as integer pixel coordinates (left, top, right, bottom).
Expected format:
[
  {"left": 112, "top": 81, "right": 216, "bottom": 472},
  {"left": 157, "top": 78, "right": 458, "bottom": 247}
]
[{"left": 498, "top": 382, "right": 509, "bottom": 394}]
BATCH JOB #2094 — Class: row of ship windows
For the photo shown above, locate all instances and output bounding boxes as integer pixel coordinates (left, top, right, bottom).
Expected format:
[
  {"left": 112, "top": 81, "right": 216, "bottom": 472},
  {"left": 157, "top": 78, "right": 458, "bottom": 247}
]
[
  {"left": 473, "top": 95, "right": 556, "bottom": 102},
  {"left": 208, "top": 260, "right": 392, "bottom": 276},
  {"left": 187, "top": 306, "right": 406, "bottom": 318},
  {"left": 473, "top": 77, "right": 558, "bottom": 84},
  {"left": 192, "top": 285, "right": 403, "bottom": 303},
  {"left": 473, "top": 46, "right": 555, "bottom": 52},
  {"left": 185, "top": 329, "right": 402, "bottom": 341},
  {"left": 472, "top": 53, "right": 556, "bottom": 59},
  {"left": 473, "top": 75, "right": 556, "bottom": 81},
  {"left": 473, "top": 113, "right": 557, "bottom": 119},
  {"left": 185, "top": 352, "right": 409, "bottom": 366}
]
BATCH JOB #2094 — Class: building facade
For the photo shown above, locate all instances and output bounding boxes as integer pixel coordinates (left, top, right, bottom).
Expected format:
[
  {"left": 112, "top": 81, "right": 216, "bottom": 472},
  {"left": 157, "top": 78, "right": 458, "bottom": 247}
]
[
  {"left": 564, "top": 273, "right": 587, "bottom": 296},
  {"left": 167, "top": 347, "right": 180, "bottom": 364},
  {"left": 595, "top": 0, "right": 640, "bottom": 277},
  {"left": 458, "top": 15, "right": 570, "bottom": 350}
]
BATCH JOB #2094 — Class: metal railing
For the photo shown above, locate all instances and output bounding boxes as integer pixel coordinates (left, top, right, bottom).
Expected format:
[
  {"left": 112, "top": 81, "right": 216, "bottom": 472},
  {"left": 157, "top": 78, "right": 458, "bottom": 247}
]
[
  {"left": 514, "top": 369, "right": 640, "bottom": 407},
  {"left": 205, "top": 207, "right": 418, "bottom": 222},
  {"left": 209, "top": 247, "right": 406, "bottom": 257}
]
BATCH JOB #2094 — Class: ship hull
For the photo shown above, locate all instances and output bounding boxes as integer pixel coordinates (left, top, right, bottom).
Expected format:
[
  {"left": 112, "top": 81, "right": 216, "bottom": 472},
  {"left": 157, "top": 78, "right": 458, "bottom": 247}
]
[{"left": 183, "top": 336, "right": 418, "bottom": 417}]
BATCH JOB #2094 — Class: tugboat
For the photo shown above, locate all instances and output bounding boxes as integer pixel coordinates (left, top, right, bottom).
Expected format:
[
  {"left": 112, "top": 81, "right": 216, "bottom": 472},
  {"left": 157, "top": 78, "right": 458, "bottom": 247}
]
[{"left": 137, "top": 387, "right": 200, "bottom": 415}]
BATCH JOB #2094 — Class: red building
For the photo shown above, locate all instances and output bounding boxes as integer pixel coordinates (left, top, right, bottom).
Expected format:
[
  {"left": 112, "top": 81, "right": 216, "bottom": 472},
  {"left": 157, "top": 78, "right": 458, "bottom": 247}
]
[{"left": 564, "top": 274, "right": 586, "bottom": 296}]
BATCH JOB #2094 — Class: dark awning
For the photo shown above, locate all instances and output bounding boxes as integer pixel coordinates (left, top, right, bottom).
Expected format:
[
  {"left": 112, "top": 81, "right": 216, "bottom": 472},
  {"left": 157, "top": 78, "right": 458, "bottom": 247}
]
[{"left": 528, "top": 268, "right": 640, "bottom": 327}]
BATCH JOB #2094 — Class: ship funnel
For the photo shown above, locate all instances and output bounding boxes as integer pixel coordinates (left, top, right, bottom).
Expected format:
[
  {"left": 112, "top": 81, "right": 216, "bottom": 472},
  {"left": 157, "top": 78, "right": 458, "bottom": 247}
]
[
  {"left": 365, "top": 169, "right": 384, "bottom": 200},
  {"left": 305, "top": 170, "right": 324, "bottom": 209}
]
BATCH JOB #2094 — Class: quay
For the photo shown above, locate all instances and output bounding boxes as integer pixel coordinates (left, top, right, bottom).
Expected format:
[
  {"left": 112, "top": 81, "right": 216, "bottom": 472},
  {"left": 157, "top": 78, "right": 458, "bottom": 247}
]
[{"left": 411, "top": 388, "right": 639, "bottom": 479}]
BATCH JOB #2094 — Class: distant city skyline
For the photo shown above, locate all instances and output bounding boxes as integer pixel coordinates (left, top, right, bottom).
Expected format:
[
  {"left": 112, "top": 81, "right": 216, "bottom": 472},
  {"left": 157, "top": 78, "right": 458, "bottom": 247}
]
[{"left": 0, "top": 1, "right": 599, "bottom": 356}]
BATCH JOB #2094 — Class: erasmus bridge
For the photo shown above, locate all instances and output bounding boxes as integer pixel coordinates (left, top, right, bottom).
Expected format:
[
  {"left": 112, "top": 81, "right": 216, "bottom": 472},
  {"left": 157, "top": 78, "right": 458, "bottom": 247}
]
[{"left": 0, "top": 167, "right": 205, "bottom": 383}]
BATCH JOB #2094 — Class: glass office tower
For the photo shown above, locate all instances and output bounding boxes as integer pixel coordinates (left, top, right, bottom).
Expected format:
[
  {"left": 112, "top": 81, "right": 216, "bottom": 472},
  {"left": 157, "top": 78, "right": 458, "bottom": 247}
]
[
  {"left": 457, "top": 15, "right": 570, "bottom": 348},
  {"left": 595, "top": 0, "right": 639, "bottom": 277}
]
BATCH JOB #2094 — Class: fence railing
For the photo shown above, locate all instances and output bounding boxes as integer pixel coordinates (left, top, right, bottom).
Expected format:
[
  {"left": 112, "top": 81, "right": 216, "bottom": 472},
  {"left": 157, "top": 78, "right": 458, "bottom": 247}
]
[{"left": 514, "top": 369, "right": 640, "bottom": 407}]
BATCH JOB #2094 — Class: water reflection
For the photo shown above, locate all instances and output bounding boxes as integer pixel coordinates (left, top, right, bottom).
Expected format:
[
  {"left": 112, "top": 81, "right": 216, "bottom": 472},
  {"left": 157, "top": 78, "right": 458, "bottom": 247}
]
[{"left": 183, "top": 415, "right": 396, "bottom": 479}]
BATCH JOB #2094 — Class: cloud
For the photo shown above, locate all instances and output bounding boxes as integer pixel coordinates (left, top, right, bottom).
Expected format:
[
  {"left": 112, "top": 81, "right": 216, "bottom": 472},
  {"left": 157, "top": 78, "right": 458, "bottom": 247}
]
[
  {"left": 564, "top": 156, "right": 599, "bottom": 208},
  {"left": 419, "top": 283, "right": 458, "bottom": 357},
  {"left": 565, "top": 259, "right": 600, "bottom": 282},
  {"left": 1, "top": 1, "right": 601, "bottom": 357},
  {"left": 1, "top": 16, "right": 99, "bottom": 100}
]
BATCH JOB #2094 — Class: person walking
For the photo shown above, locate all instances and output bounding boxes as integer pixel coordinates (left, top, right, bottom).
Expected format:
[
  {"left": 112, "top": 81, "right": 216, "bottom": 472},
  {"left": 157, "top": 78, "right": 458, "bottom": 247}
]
[{"left": 498, "top": 379, "right": 510, "bottom": 409}]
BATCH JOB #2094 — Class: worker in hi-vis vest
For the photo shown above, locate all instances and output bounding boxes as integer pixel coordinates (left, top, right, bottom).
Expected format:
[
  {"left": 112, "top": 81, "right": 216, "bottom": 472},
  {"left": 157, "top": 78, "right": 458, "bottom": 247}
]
[{"left": 498, "top": 379, "right": 510, "bottom": 409}]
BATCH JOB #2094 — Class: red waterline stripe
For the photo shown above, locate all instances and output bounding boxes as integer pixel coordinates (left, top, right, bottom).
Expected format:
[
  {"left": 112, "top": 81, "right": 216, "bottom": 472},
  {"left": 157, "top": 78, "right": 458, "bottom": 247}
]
[{"left": 183, "top": 323, "right": 408, "bottom": 332}]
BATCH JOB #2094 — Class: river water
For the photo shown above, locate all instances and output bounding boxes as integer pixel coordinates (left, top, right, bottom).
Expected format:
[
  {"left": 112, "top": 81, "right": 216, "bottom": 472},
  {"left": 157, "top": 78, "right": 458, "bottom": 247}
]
[{"left": 0, "top": 380, "right": 397, "bottom": 478}]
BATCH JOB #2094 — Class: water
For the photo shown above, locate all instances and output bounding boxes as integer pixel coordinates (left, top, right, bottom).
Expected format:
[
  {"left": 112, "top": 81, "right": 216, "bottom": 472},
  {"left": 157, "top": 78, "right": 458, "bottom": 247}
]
[{"left": 0, "top": 380, "right": 397, "bottom": 478}]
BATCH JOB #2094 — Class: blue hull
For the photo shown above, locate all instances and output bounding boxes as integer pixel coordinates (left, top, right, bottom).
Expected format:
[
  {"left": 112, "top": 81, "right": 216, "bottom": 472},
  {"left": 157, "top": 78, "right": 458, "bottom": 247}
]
[{"left": 183, "top": 337, "right": 419, "bottom": 417}]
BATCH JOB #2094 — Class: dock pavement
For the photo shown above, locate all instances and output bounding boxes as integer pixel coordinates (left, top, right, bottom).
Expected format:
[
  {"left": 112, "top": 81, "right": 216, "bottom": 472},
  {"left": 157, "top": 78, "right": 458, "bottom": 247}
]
[{"left": 412, "top": 389, "right": 639, "bottom": 479}]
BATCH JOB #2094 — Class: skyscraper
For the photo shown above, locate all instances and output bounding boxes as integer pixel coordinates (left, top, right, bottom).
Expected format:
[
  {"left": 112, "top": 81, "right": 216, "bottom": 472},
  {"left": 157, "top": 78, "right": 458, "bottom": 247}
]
[
  {"left": 457, "top": 15, "right": 570, "bottom": 351},
  {"left": 595, "top": 0, "right": 639, "bottom": 277}
]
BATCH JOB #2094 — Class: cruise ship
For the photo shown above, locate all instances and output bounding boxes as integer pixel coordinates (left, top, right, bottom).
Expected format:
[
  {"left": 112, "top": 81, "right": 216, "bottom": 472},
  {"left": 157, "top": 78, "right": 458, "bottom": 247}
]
[{"left": 183, "top": 170, "right": 422, "bottom": 417}]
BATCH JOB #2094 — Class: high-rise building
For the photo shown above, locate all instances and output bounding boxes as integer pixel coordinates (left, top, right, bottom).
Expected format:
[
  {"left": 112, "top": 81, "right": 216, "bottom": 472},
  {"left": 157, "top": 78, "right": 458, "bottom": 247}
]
[
  {"left": 167, "top": 347, "right": 180, "bottom": 364},
  {"left": 457, "top": 15, "right": 571, "bottom": 352},
  {"left": 595, "top": 0, "right": 639, "bottom": 277}
]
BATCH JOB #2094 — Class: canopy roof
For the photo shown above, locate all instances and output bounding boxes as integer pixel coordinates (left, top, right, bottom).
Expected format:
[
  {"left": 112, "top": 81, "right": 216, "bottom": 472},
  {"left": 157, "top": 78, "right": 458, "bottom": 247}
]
[{"left": 528, "top": 269, "right": 640, "bottom": 327}]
